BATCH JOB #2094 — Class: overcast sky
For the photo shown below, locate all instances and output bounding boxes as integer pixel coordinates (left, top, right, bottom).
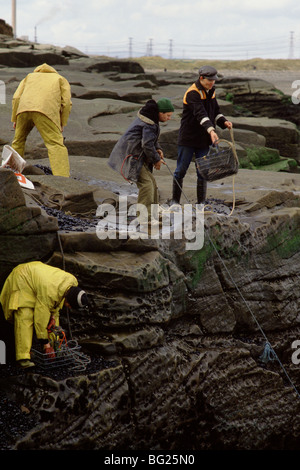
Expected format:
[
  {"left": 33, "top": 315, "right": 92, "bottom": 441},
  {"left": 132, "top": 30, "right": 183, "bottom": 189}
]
[{"left": 1, "top": 0, "right": 300, "bottom": 60}]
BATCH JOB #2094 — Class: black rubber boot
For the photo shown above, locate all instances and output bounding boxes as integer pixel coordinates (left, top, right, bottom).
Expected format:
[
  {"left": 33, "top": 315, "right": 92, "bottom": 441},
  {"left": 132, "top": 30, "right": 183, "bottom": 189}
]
[
  {"left": 171, "top": 178, "right": 183, "bottom": 204},
  {"left": 197, "top": 179, "right": 207, "bottom": 204}
]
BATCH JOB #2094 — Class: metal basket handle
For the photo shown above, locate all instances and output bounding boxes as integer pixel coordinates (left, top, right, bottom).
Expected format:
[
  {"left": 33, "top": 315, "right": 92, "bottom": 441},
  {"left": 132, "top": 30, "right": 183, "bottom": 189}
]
[{"left": 213, "top": 128, "right": 238, "bottom": 163}]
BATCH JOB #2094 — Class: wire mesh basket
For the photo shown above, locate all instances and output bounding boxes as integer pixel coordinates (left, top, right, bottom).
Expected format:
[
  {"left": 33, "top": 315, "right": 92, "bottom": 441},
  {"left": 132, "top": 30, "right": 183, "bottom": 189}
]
[
  {"left": 196, "top": 138, "right": 239, "bottom": 182},
  {"left": 31, "top": 339, "right": 91, "bottom": 372}
]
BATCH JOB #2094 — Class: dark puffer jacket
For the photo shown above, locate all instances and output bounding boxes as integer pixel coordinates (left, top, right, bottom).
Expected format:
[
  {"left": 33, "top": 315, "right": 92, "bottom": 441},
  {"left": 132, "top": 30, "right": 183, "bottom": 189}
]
[
  {"left": 108, "top": 100, "right": 162, "bottom": 183},
  {"left": 178, "top": 79, "right": 228, "bottom": 149}
]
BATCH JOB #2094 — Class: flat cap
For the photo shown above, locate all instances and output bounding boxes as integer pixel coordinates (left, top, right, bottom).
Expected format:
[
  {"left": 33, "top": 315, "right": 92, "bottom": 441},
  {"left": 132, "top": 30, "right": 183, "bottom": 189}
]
[{"left": 198, "top": 65, "right": 218, "bottom": 80}]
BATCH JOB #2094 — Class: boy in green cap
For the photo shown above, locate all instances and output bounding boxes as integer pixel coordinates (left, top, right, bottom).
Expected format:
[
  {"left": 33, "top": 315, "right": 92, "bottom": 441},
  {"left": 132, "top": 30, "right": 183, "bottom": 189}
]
[{"left": 108, "top": 98, "right": 174, "bottom": 224}]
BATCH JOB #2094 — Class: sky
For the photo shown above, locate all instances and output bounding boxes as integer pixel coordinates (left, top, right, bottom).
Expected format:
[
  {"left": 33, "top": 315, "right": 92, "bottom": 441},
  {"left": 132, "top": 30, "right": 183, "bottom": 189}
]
[{"left": 1, "top": 0, "right": 300, "bottom": 60}]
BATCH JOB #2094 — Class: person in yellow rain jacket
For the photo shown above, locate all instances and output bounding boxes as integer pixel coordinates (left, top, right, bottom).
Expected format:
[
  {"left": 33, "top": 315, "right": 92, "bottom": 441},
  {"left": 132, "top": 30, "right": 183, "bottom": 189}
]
[
  {"left": 11, "top": 63, "right": 72, "bottom": 177},
  {"left": 0, "top": 261, "right": 88, "bottom": 368}
]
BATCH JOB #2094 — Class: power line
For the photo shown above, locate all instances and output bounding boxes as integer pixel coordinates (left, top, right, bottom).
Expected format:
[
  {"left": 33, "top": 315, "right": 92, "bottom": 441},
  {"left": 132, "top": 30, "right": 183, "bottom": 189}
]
[
  {"left": 289, "top": 31, "right": 295, "bottom": 59},
  {"left": 128, "top": 37, "right": 133, "bottom": 58},
  {"left": 57, "top": 33, "right": 297, "bottom": 60}
]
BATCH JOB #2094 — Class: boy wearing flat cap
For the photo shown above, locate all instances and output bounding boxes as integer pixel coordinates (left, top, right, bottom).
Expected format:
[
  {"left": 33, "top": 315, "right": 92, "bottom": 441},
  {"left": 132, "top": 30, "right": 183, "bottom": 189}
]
[{"left": 171, "top": 65, "right": 232, "bottom": 205}]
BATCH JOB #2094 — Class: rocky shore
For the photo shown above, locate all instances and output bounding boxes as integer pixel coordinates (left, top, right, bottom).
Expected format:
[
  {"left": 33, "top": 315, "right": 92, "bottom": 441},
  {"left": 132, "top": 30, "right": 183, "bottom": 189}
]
[{"left": 1, "top": 33, "right": 300, "bottom": 451}]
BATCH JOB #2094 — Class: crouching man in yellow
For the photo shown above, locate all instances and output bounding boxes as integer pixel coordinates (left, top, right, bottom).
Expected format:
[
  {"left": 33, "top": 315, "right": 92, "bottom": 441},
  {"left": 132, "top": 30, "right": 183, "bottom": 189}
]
[
  {"left": 11, "top": 63, "right": 72, "bottom": 177},
  {"left": 0, "top": 261, "right": 88, "bottom": 368}
]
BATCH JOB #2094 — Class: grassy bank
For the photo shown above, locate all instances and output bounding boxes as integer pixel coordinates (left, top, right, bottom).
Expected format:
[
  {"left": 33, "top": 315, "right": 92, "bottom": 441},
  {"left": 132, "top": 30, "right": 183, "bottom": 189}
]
[{"left": 131, "top": 56, "right": 300, "bottom": 73}]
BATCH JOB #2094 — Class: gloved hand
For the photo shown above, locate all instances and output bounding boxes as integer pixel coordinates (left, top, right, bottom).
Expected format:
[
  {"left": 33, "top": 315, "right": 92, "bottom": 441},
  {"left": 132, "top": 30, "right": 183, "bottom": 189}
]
[
  {"left": 47, "top": 316, "right": 56, "bottom": 333},
  {"left": 44, "top": 343, "right": 55, "bottom": 360}
]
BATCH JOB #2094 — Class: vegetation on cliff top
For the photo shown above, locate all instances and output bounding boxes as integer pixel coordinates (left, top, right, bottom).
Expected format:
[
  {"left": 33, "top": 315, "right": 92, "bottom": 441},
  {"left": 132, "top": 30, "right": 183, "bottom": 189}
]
[{"left": 130, "top": 56, "right": 300, "bottom": 73}]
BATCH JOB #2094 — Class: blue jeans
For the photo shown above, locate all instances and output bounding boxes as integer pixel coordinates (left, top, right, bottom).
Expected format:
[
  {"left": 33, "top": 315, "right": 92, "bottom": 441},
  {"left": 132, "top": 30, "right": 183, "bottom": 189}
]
[{"left": 174, "top": 145, "right": 209, "bottom": 181}]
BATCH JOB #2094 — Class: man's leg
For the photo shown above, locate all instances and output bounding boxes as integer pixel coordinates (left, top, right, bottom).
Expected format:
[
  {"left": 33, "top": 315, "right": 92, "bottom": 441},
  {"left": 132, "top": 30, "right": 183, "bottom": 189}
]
[
  {"left": 11, "top": 112, "right": 34, "bottom": 157},
  {"left": 137, "top": 164, "right": 158, "bottom": 222},
  {"left": 32, "top": 112, "right": 70, "bottom": 177},
  {"left": 195, "top": 147, "right": 209, "bottom": 204},
  {"left": 14, "top": 307, "right": 34, "bottom": 362},
  {"left": 172, "top": 146, "right": 195, "bottom": 204}
]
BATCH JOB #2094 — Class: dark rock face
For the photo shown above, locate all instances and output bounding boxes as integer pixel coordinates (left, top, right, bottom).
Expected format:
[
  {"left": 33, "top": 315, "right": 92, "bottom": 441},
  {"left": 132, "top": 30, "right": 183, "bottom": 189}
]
[
  {"left": 0, "top": 22, "right": 13, "bottom": 37},
  {"left": 217, "top": 77, "right": 300, "bottom": 159},
  {"left": 0, "top": 168, "right": 58, "bottom": 287},
  {"left": 1, "top": 194, "right": 300, "bottom": 450},
  {"left": 0, "top": 50, "right": 69, "bottom": 67},
  {"left": 86, "top": 60, "right": 145, "bottom": 74}
]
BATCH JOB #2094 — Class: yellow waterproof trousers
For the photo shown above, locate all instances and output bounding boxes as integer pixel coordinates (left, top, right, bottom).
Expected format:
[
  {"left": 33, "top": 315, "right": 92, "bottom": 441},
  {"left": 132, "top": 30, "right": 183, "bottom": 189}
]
[
  {"left": 12, "top": 111, "right": 70, "bottom": 177},
  {"left": 13, "top": 307, "right": 35, "bottom": 361},
  {"left": 137, "top": 164, "right": 159, "bottom": 217}
]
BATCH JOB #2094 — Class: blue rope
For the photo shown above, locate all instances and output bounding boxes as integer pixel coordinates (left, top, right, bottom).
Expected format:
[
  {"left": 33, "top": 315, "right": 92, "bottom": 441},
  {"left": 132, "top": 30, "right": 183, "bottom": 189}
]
[
  {"left": 259, "top": 342, "right": 277, "bottom": 364},
  {"left": 206, "top": 233, "right": 300, "bottom": 400},
  {"left": 164, "top": 160, "right": 300, "bottom": 401}
]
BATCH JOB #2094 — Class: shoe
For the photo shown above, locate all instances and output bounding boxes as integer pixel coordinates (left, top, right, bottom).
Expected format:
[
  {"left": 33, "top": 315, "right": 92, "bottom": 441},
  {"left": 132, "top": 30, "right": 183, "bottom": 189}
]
[
  {"left": 197, "top": 179, "right": 207, "bottom": 204},
  {"left": 172, "top": 178, "right": 183, "bottom": 204},
  {"left": 17, "top": 359, "right": 35, "bottom": 369}
]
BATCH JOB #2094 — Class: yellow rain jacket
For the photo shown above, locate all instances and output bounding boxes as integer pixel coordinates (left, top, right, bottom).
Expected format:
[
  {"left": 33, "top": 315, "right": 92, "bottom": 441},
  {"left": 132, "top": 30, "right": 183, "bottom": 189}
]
[
  {"left": 11, "top": 63, "right": 72, "bottom": 130},
  {"left": 0, "top": 261, "right": 78, "bottom": 340}
]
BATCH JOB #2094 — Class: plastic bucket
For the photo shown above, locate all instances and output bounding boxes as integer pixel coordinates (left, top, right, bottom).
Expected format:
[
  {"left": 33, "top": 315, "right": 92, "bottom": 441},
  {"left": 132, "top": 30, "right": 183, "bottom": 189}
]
[{"left": 1, "top": 145, "right": 26, "bottom": 173}]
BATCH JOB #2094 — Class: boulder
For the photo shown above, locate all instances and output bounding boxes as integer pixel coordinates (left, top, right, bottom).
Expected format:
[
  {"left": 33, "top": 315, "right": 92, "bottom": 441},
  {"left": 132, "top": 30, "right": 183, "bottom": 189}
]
[
  {"left": 229, "top": 115, "right": 299, "bottom": 160},
  {"left": 0, "top": 50, "right": 69, "bottom": 67},
  {"left": 86, "top": 59, "right": 145, "bottom": 74},
  {"left": 0, "top": 168, "right": 58, "bottom": 287}
]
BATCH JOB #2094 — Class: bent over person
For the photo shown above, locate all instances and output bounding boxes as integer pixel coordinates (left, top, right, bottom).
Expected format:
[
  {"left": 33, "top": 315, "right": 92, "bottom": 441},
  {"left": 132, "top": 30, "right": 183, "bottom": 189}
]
[
  {"left": 172, "top": 65, "right": 232, "bottom": 205},
  {"left": 0, "top": 261, "right": 88, "bottom": 368},
  {"left": 11, "top": 63, "right": 72, "bottom": 177}
]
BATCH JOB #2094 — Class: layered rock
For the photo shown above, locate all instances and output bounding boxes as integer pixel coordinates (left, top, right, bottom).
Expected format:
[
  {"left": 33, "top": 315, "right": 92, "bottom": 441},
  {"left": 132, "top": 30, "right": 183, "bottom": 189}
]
[
  {"left": 2, "top": 188, "right": 300, "bottom": 450},
  {"left": 217, "top": 77, "right": 300, "bottom": 161},
  {"left": 1, "top": 157, "right": 300, "bottom": 450}
]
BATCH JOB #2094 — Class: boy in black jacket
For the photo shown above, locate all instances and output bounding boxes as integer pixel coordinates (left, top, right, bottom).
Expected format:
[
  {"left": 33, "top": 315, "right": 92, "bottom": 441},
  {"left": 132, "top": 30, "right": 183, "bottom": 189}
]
[{"left": 172, "top": 66, "right": 232, "bottom": 204}]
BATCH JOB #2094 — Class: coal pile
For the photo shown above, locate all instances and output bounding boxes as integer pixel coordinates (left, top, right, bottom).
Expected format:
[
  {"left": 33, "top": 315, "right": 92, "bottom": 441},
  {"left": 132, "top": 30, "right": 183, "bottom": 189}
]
[
  {"left": 205, "top": 197, "right": 233, "bottom": 215},
  {"left": 31, "top": 164, "right": 98, "bottom": 232},
  {"left": 0, "top": 389, "right": 38, "bottom": 450},
  {"left": 0, "top": 353, "right": 118, "bottom": 450},
  {"left": 1, "top": 350, "right": 118, "bottom": 380},
  {"left": 34, "top": 164, "right": 53, "bottom": 175},
  {"left": 42, "top": 205, "right": 98, "bottom": 232}
]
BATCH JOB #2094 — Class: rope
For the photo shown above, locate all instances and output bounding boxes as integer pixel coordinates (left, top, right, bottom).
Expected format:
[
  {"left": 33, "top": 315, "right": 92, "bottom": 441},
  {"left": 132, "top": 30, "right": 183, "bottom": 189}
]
[
  {"left": 259, "top": 341, "right": 276, "bottom": 365},
  {"left": 227, "top": 128, "right": 238, "bottom": 217},
  {"left": 57, "top": 231, "right": 73, "bottom": 340},
  {"left": 206, "top": 218, "right": 300, "bottom": 399},
  {"left": 163, "top": 149, "right": 300, "bottom": 400}
]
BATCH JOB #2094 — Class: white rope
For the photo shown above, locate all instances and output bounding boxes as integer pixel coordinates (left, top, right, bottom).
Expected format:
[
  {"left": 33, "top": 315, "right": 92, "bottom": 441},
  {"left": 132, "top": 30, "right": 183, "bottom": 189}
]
[{"left": 164, "top": 151, "right": 300, "bottom": 400}]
